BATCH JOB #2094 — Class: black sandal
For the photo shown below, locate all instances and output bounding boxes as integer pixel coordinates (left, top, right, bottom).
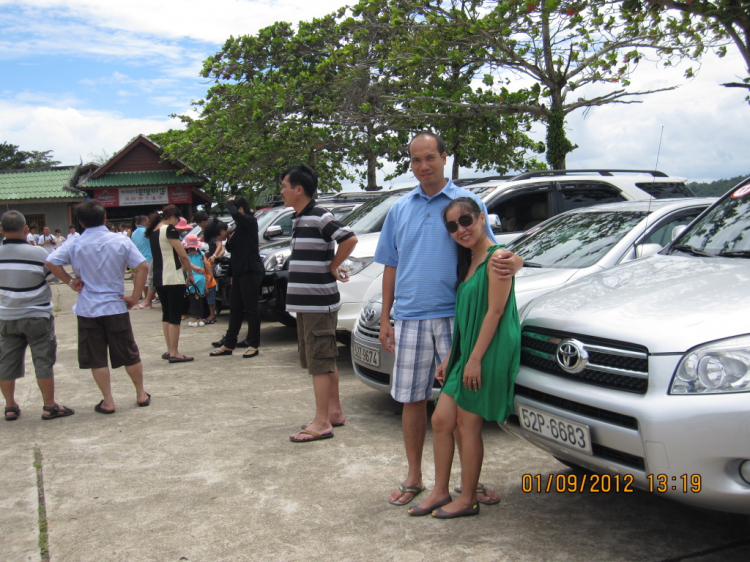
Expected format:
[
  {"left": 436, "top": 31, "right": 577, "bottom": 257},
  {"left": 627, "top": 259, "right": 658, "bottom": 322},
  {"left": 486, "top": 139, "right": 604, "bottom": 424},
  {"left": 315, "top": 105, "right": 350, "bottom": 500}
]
[
  {"left": 42, "top": 404, "right": 75, "bottom": 420},
  {"left": 210, "top": 348, "right": 233, "bottom": 357},
  {"left": 5, "top": 405, "right": 20, "bottom": 421}
]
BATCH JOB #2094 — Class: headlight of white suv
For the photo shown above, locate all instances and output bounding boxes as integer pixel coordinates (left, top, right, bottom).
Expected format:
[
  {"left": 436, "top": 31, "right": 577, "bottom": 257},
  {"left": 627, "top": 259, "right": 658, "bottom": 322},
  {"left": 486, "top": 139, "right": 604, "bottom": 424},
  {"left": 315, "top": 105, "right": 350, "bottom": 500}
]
[
  {"left": 671, "top": 335, "right": 750, "bottom": 394},
  {"left": 264, "top": 248, "right": 292, "bottom": 272},
  {"left": 340, "top": 257, "right": 373, "bottom": 277}
]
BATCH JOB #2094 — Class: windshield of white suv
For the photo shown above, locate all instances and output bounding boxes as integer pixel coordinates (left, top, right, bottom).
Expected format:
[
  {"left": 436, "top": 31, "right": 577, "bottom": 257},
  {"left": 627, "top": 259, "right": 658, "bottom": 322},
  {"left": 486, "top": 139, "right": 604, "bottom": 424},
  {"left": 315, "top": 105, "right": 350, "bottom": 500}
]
[
  {"left": 256, "top": 207, "right": 285, "bottom": 231},
  {"left": 507, "top": 211, "right": 646, "bottom": 268},
  {"left": 671, "top": 183, "right": 750, "bottom": 257},
  {"left": 343, "top": 191, "right": 405, "bottom": 234}
]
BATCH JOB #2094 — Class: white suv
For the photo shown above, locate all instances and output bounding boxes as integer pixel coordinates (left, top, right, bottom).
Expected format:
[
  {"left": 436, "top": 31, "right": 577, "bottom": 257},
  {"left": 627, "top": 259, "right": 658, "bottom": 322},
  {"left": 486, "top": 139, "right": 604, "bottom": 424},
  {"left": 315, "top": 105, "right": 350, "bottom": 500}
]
[
  {"left": 261, "top": 169, "right": 693, "bottom": 332},
  {"left": 507, "top": 178, "right": 750, "bottom": 515}
]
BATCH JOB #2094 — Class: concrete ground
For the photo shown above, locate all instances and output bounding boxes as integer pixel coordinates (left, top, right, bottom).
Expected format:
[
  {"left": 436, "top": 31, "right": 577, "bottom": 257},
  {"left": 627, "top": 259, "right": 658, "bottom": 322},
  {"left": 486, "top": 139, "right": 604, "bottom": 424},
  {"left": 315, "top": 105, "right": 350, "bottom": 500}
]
[{"left": 2, "top": 282, "right": 749, "bottom": 562}]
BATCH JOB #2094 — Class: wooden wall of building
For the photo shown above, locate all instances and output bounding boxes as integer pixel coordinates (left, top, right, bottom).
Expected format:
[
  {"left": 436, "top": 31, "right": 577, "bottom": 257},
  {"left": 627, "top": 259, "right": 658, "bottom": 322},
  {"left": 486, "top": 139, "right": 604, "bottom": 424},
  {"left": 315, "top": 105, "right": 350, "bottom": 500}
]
[{"left": 107, "top": 144, "right": 177, "bottom": 173}]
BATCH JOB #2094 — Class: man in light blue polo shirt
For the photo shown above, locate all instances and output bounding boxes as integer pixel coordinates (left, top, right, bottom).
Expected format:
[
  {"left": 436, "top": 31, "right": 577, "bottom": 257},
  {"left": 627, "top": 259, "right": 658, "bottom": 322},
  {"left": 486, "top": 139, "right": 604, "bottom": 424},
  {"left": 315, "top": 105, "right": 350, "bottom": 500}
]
[{"left": 374, "top": 132, "right": 523, "bottom": 507}]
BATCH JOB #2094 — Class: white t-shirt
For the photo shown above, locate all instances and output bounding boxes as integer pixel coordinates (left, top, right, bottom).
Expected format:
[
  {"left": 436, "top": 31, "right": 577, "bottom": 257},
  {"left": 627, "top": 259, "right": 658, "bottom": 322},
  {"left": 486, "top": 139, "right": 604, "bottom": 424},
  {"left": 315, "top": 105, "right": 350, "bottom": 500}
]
[
  {"left": 26, "top": 233, "right": 37, "bottom": 245},
  {"left": 37, "top": 234, "right": 57, "bottom": 254}
]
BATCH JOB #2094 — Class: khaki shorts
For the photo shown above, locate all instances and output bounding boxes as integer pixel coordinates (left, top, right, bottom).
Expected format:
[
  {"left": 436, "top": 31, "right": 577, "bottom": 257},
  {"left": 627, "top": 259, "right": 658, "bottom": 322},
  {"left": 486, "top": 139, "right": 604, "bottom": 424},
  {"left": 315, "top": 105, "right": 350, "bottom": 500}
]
[
  {"left": 147, "top": 260, "right": 154, "bottom": 288},
  {"left": 0, "top": 317, "right": 56, "bottom": 380},
  {"left": 77, "top": 313, "right": 141, "bottom": 370},
  {"left": 296, "top": 311, "right": 338, "bottom": 375}
]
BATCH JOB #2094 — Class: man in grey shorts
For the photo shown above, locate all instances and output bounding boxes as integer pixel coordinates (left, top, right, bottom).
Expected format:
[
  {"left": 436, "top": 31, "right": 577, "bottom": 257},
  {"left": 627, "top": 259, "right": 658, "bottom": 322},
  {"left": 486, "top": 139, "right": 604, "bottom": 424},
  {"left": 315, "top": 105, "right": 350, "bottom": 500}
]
[
  {"left": 0, "top": 211, "right": 74, "bottom": 421},
  {"left": 281, "top": 164, "right": 358, "bottom": 443}
]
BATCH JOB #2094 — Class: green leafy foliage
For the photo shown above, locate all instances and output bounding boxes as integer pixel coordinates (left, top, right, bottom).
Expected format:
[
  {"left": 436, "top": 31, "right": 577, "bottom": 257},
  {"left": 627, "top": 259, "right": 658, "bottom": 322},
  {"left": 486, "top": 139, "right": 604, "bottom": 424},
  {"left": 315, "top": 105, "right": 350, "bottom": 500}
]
[
  {"left": 689, "top": 173, "right": 750, "bottom": 196},
  {"left": 623, "top": 1, "right": 750, "bottom": 101},
  {"left": 0, "top": 142, "right": 60, "bottom": 170}
]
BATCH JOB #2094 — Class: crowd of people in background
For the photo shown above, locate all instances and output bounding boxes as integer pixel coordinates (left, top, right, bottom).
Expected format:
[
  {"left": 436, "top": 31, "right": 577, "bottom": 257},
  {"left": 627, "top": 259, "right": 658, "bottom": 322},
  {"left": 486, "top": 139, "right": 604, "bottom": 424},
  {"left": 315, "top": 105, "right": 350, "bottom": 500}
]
[{"left": 2, "top": 131, "right": 524, "bottom": 522}]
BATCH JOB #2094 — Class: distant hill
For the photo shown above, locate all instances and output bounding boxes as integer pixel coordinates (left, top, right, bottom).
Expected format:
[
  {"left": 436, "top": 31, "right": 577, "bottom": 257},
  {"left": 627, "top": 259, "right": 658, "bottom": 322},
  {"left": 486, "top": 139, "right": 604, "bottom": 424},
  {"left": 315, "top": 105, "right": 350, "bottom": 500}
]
[{"left": 689, "top": 174, "right": 750, "bottom": 197}]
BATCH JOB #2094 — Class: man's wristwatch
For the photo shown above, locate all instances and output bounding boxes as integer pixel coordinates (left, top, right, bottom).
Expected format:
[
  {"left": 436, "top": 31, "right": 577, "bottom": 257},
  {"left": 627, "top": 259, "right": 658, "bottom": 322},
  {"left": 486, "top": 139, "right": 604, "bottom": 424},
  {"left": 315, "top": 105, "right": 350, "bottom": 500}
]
[{"left": 68, "top": 278, "right": 75, "bottom": 287}]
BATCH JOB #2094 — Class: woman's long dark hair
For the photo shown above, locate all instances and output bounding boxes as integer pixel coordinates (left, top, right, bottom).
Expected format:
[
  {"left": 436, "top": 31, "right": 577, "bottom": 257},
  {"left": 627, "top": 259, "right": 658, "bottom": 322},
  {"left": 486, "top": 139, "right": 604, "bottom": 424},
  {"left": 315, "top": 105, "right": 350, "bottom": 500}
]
[
  {"left": 442, "top": 197, "right": 482, "bottom": 288},
  {"left": 146, "top": 205, "right": 181, "bottom": 235},
  {"left": 203, "top": 218, "right": 228, "bottom": 242}
]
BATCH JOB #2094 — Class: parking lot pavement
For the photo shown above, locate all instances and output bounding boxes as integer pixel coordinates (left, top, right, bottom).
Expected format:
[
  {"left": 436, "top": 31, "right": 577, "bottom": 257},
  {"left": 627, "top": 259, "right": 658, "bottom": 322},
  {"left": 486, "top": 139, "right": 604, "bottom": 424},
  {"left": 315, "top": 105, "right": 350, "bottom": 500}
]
[{"left": 1, "top": 281, "right": 749, "bottom": 562}]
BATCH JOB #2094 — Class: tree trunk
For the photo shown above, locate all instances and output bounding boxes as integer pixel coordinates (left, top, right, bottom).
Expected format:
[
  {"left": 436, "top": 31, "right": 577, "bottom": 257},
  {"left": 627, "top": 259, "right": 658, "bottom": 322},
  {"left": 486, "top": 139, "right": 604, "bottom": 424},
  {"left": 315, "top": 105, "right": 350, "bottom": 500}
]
[
  {"left": 365, "top": 153, "right": 379, "bottom": 191},
  {"left": 545, "top": 108, "right": 574, "bottom": 169}
]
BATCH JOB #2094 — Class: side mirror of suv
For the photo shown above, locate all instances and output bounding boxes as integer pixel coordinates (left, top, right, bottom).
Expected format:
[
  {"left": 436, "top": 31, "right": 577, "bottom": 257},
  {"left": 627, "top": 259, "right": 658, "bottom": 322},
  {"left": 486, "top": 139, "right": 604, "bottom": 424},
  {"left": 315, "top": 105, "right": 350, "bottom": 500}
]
[
  {"left": 264, "top": 225, "right": 283, "bottom": 240},
  {"left": 635, "top": 243, "right": 663, "bottom": 259},
  {"left": 488, "top": 214, "right": 501, "bottom": 230}
]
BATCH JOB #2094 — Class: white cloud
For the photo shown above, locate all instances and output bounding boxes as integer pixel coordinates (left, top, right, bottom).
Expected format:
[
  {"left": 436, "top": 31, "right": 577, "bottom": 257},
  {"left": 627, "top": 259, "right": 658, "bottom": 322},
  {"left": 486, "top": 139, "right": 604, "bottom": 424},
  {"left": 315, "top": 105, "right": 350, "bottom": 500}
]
[
  {"left": 0, "top": 0, "right": 353, "bottom": 46},
  {"left": 0, "top": 98, "right": 182, "bottom": 164}
]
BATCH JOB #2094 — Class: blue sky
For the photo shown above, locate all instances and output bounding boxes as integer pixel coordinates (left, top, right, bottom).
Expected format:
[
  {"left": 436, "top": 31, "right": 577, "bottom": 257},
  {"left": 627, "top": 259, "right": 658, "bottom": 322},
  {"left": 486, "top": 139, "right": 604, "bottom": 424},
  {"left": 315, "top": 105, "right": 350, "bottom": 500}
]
[{"left": 1, "top": 0, "right": 748, "bottom": 188}]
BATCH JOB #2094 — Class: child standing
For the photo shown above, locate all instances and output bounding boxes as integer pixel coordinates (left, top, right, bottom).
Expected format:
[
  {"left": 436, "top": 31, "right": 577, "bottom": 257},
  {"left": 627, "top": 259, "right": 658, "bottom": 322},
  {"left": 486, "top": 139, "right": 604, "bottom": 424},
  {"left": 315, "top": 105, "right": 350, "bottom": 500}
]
[{"left": 183, "top": 234, "right": 208, "bottom": 327}]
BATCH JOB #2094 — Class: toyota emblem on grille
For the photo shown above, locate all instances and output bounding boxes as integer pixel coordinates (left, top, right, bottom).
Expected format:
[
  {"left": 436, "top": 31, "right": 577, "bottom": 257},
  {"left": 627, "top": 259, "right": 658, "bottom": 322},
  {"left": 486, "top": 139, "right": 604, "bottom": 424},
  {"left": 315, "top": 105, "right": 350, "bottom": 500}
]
[
  {"left": 363, "top": 307, "right": 376, "bottom": 324},
  {"left": 556, "top": 339, "right": 588, "bottom": 373}
]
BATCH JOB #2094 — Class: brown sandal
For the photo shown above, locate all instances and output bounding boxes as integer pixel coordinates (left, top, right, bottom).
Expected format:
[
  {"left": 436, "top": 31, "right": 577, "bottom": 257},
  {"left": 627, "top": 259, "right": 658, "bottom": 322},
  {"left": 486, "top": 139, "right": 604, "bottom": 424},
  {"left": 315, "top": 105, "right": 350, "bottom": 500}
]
[
  {"left": 42, "top": 404, "right": 75, "bottom": 420},
  {"left": 5, "top": 405, "right": 20, "bottom": 421}
]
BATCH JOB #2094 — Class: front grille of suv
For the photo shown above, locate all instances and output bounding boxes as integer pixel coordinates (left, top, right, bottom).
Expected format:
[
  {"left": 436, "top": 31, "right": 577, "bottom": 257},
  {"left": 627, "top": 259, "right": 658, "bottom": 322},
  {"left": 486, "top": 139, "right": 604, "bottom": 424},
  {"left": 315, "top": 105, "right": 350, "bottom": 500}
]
[
  {"left": 521, "top": 327, "right": 649, "bottom": 394},
  {"left": 357, "top": 317, "right": 380, "bottom": 340},
  {"left": 356, "top": 310, "right": 393, "bottom": 340}
]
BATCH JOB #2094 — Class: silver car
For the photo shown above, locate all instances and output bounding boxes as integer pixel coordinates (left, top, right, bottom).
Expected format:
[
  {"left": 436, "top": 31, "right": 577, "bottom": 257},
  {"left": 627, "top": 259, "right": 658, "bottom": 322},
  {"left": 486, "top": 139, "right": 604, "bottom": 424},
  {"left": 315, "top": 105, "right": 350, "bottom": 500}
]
[
  {"left": 508, "top": 180, "right": 750, "bottom": 514},
  {"left": 352, "top": 198, "right": 715, "bottom": 400}
]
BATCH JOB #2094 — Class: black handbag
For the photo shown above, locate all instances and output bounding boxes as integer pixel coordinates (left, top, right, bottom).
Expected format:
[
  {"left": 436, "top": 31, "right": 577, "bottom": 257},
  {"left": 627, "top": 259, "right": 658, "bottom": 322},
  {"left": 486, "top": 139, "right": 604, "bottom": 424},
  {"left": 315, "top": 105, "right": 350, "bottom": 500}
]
[{"left": 183, "top": 288, "right": 209, "bottom": 319}]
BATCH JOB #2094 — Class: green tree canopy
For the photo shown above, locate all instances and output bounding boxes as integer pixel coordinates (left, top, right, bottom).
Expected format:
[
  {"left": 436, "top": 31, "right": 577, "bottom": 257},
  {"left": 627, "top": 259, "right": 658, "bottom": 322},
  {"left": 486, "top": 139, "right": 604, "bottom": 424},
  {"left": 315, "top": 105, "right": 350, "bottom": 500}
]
[
  {"left": 628, "top": 1, "right": 750, "bottom": 99},
  {"left": 0, "top": 142, "right": 60, "bottom": 170},
  {"left": 353, "top": 0, "right": 712, "bottom": 168}
]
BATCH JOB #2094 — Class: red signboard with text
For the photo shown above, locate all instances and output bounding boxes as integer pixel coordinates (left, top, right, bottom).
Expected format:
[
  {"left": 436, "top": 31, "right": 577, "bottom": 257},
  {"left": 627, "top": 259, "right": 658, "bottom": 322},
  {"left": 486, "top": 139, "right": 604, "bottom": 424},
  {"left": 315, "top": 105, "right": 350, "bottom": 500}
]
[
  {"left": 92, "top": 186, "right": 193, "bottom": 207},
  {"left": 93, "top": 189, "right": 119, "bottom": 207}
]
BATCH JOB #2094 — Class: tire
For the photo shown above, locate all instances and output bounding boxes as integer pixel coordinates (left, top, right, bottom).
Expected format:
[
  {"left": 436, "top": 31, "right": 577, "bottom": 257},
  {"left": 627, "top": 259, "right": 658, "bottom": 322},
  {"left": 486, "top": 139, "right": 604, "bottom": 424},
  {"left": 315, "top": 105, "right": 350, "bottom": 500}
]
[{"left": 277, "top": 313, "right": 297, "bottom": 328}]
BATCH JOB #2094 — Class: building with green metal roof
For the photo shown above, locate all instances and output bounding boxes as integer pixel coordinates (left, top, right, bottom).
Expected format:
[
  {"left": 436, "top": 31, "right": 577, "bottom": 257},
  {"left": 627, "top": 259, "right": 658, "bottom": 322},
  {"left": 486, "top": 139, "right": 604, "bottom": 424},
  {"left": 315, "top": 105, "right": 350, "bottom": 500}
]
[
  {"left": 78, "top": 135, "right": 211, "bottom": 222},
  {"left": 0, "top": 166, "right": 87, "bottom": 233},
  {"left": 0, "top": 135, "right": 211, "bottom": 234}
]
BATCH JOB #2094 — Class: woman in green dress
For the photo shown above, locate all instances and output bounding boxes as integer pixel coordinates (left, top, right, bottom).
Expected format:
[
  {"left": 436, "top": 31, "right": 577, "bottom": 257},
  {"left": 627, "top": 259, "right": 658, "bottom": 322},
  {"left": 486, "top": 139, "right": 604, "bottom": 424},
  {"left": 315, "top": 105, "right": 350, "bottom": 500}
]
[{"left": 408, "top": 197, "right": 521, "bottom": 519}]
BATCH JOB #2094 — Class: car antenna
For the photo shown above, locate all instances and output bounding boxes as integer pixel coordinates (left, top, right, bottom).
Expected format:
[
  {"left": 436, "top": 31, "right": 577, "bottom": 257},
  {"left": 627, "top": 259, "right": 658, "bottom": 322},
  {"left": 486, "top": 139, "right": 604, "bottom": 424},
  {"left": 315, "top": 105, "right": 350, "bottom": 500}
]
[{"left": 641, "top": 126, "right": 665, "bottom": 243}]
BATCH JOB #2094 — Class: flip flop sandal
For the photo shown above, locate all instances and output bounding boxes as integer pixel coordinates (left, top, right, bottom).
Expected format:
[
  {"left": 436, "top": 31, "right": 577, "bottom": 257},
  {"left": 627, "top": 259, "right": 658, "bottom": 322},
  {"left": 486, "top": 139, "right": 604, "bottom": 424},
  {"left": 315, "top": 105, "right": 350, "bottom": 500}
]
[
  {"left": 210, "top": 349, "right": 233, "bottom": 356},
  {"left": 388, "top": 483, "right": 426, "bottom": 506},
  {"left": 431, "top": 503, "right": 480, "bottom": 519},
  {"left": 205, "top": 318, "right": 217, "bottom": 324},
  {"left": 5, "top": 405, "right": 20, "bottom": 421},
  {"left": 301, "top": 422, "right": 345, "bottom": 429},
  {"left": 289, "top": 429, "right": 334, "bottom": 443},
  {"left": 162, "top": 352, "right": 171, "bottom": 360},
  {"left": 42, "top": 404, "right": 75, "bottom": 420},
  {"left": 168, "top": 355, "right": 194, "bottom": 363},
  {"left": 453, "top": 484, "right": 501, "bottom": 505},
  {"left": 137, "top": 393, "right": 151, "bottom": 407},
  {"left": 408, "top": 496, "right": 452, "bottom": 517},
  {"left": 94, "top": 401, "right": 115, "bottom": 415}
]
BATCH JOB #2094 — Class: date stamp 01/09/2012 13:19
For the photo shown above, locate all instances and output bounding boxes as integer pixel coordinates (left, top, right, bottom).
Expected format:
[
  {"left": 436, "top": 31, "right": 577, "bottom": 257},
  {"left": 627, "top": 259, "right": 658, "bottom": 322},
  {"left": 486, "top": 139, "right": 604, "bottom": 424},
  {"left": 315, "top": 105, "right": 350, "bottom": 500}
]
[{"left": 522, "top": 473, "right": 703, "bottom": 494}]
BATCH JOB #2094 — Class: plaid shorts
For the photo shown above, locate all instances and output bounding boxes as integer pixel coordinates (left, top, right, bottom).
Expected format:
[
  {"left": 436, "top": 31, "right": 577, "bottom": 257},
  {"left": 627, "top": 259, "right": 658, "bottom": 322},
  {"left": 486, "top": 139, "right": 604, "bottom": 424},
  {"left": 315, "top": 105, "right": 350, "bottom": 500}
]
[{"left": 391, "top": 317, "right": 454, "bottom": 403}]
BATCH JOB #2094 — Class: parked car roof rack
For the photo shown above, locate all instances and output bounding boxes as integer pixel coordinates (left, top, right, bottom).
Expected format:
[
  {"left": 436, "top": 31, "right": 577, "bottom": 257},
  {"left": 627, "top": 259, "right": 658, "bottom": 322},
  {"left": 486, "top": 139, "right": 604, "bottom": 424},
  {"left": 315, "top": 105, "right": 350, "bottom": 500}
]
[
  {"left": 510, "top": 169, "right": 670, "bottom": 181},
  {"left": 454, "top": 175, "right": 514, "bottom": 186}
]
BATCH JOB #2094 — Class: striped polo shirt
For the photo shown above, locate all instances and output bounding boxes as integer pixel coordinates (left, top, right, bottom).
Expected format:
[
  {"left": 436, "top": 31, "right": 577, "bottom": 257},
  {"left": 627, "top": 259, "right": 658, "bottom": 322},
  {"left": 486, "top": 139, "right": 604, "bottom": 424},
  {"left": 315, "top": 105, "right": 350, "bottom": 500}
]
[
  {"left": 286, "top": 200, "right": 355, "bottom": 314},
  {"left": 0, "top": 239, "right": 53, "bottom": 320}
]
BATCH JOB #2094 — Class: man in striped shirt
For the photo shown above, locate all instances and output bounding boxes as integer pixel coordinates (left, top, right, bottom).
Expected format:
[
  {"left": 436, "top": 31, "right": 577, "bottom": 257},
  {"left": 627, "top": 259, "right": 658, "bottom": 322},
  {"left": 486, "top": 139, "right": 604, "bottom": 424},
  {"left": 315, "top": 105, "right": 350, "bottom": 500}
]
[
  {"left": 281, "top": 164, "right": 358, "bottom": 443},
  {"left": 0, "top": 211, "right": 74, "bottom": 421}
]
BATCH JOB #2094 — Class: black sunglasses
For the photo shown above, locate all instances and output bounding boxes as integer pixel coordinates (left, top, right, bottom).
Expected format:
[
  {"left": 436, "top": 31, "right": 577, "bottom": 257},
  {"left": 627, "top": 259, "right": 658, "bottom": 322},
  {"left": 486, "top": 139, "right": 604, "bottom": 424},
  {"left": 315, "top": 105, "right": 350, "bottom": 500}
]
[{"left": 445, "top": 213, "right": 477, "bottom": 233}]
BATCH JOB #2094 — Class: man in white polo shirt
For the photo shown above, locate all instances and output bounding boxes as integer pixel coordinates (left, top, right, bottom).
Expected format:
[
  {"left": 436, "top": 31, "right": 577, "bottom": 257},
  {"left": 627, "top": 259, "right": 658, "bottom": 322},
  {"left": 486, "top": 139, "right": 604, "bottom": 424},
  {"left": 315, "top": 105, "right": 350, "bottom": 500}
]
[{"left": 46, "top": 200, "right": 151, "bottom": 415}]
